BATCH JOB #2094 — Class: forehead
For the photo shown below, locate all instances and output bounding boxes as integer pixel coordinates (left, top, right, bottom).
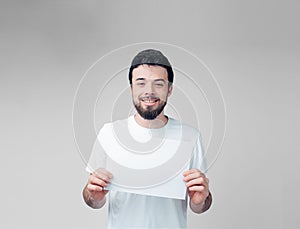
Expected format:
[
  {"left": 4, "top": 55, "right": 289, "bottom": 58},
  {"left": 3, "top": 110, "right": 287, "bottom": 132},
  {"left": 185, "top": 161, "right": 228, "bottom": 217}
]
[{"left": 132, "top": 64, "right": 168, "bottom": 81}]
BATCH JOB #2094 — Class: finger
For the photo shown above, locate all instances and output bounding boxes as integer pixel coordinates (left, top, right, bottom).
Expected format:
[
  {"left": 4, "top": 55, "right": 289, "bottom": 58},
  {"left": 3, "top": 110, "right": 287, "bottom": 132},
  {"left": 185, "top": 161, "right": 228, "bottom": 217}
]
[
  {"left": 93, "top": 169, "right": 113, "bottom": 182},
  {"left": 92, "top": 173, "right": 110, "bottom": 183},
  {"left": 183, "top": 169, "right": 200, "bottom": 177},
  {"left": 87, "top": 183, "right": 105, "bottom": 192},
  {"left": 188, "top": 185, "right": 206, "bottom": 192},
  {"left": 183, "top": 172, "right": 208, "bottom": 183},
  {"left": 100, "top": 168, "right": 113, "bottom": 178},
  {"left": 89, "top": 176, "right": 109, "bottom": 188},
  {"left": 186, "top": 177, "right": 208, "bottom": 188},
  {"left": 183, "top": 171, "right": 203, "bottom": 181},
  {"left": 94, "top": 168, "right": 113, "bottom": 178},
  {"left": 183, "top": 169, "right": 207, "bottom": 178}
]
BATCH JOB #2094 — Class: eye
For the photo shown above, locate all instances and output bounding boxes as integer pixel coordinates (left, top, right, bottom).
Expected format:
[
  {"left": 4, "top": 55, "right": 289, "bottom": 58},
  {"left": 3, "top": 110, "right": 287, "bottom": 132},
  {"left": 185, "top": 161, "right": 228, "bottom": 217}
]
[
  {"left": 136, "top": 82, "right": 145, "bottom": 86},
  {"left": 154, "top": 83, "right": 164, "bottom": 87}
]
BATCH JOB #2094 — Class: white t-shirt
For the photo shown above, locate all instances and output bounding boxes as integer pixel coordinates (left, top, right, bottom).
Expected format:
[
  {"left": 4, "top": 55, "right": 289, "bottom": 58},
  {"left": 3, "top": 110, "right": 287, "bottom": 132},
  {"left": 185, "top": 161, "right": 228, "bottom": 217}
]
[{"left": 86, "top": 115, "right": 207, "bottom": 229}]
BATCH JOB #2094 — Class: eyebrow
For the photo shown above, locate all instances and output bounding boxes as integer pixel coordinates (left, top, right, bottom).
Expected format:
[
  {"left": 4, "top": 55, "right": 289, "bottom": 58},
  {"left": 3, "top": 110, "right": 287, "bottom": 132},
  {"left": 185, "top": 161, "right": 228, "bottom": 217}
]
[
  {"left": 153, "top": 79, "right": 166, "bottom": 83},
  {"left": 135, "top": 77, "right": 145, "bottom": 81},
  {"left": 134, "top": 78, "right": 167, "bottom": 83}
]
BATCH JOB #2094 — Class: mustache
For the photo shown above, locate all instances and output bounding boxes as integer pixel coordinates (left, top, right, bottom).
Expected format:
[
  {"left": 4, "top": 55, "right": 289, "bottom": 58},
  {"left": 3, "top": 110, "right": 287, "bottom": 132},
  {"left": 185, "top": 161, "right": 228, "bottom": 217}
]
[{"left": 138, "top": 96, "right": 160, "bottom": 101}]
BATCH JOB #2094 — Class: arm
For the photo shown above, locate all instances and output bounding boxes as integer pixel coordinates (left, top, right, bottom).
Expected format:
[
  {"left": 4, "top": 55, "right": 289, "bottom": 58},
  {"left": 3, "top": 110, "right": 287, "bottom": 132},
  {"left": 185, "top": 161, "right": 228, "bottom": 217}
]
[
  {"left": 189, "top": 191, "right": 212, "bottom": 213},
  {"left": 82, "top": 168, "right": 113, "bottom": 209},
  {"left": 183, "top": 169, "right": 212, "bottom": 214}
]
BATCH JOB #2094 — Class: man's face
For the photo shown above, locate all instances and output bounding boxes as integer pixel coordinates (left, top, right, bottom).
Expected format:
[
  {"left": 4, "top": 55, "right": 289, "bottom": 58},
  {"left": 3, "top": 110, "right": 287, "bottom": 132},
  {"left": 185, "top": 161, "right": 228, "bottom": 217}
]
[{"left": 131, "top": 64, "right": 172, "bottom": 120}]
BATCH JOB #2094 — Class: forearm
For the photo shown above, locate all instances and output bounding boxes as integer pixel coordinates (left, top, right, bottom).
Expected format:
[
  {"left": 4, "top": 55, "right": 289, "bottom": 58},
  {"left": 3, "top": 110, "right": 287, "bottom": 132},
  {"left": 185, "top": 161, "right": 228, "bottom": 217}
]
[
  {"left": 190, "top": 192, "right": 212, "bottom": 214},
  {"left": 83, "top": 185, "right": 106, "bottom": 209}
]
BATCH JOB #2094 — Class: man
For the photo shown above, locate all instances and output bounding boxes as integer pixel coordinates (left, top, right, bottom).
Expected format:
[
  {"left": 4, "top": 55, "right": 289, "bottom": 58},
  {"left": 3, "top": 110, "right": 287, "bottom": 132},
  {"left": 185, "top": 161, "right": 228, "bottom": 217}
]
[{"left": 83, "top": 49, "right": 212, "bottom": 229}]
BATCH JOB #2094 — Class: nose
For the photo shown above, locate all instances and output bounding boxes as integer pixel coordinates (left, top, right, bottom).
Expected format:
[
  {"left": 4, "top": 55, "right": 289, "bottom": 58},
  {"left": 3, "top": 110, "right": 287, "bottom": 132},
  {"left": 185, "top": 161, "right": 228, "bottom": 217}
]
[{"left": 144, "top": 81, "right": 155, "bottom": 95}]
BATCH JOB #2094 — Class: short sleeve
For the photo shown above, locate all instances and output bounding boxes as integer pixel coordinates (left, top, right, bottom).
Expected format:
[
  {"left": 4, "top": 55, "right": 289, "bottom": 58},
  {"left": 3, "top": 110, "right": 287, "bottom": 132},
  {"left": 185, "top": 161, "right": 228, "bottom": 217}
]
[
  {"left": 85, "top": 131, "right": 107, "bottom": 174},
  {"left": 189, "top": 133, "right": 207, "bottom": 174}
]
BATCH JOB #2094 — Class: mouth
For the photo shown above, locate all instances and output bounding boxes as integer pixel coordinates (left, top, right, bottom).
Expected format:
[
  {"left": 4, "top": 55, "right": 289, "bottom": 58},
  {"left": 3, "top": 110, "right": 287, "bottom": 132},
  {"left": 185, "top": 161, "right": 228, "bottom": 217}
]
[{"left": 140, "top": 97, "right": 160, "bottom": 106}]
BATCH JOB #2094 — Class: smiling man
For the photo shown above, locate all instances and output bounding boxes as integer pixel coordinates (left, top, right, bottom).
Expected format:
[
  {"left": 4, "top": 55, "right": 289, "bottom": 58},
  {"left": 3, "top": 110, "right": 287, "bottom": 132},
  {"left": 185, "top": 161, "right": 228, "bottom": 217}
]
[{"left": 83, "top": 49, "right": 212, "bottom": 229}]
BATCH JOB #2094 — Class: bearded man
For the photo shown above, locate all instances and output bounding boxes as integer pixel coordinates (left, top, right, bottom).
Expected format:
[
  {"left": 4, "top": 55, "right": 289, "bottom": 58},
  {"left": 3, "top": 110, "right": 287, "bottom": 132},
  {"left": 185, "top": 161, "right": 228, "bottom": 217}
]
[{"left": 83, "top": 49, "right": 212, "bottom": 229}]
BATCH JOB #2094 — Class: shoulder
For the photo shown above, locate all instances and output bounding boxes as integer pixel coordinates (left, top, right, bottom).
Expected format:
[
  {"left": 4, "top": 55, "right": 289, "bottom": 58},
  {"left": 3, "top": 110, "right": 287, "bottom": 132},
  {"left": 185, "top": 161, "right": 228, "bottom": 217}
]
[
  {"left": 99, "top": 117, "right": 129, "bottom": 133},
  {"left": 168, "top": 117, "right": 201, "bottom": 140}
]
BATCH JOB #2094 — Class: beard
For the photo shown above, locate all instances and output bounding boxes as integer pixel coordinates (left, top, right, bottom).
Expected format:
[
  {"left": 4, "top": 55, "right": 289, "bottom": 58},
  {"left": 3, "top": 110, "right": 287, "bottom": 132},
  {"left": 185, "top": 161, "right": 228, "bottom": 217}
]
[{"left": 134, "top": 96, "right": 167, "bottom": 120}]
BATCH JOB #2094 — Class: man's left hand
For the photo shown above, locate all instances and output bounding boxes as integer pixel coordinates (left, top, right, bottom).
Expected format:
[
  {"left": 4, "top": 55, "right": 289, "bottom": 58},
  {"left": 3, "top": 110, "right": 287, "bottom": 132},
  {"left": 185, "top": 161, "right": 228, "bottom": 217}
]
[{"left": 183, "top": 169, "right": 210, "bottom": 205}]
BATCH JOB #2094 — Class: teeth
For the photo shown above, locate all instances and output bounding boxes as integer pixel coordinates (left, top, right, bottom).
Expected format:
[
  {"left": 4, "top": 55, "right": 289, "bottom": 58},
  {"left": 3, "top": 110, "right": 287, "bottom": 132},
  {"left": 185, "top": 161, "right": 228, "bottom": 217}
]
[{"left": 141, "top": 98, "right": 158, "bottom": 103}]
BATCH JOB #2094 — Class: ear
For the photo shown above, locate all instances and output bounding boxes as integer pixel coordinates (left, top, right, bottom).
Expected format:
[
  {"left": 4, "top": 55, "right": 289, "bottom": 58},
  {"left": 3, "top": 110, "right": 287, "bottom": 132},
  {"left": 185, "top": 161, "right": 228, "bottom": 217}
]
[
  {"left": 167, "top": 84, "right": 173, "bottom": 97},
  {"left": 129, "top": 84, "right": 133, "bottom": 95}
]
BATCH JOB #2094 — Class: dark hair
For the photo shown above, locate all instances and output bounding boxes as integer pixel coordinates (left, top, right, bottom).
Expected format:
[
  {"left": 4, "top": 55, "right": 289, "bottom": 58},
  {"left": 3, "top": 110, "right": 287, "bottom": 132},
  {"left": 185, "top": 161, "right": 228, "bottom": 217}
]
[{"left": 128, "top": 49, "right": 174, "bottom": 84}]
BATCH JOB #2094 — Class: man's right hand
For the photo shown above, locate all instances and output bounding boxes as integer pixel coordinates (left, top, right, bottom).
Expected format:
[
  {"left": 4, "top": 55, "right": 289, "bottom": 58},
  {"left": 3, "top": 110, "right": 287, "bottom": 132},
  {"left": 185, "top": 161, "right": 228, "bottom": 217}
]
[{"left": 83, "top": 168, "right": 113, "bottom": 208}]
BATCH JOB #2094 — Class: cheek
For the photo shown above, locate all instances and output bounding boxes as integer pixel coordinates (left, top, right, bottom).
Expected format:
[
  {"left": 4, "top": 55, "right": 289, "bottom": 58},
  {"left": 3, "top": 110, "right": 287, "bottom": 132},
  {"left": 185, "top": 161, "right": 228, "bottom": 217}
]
[
  {"left": 131, "top": 89, "right": 140, "bottom": 100},
  {"left": 131, "top": 87, "right": 145, "bottom": 96},
  {"left": 158, "top": 90, "right": 170, "bottom": 99}
]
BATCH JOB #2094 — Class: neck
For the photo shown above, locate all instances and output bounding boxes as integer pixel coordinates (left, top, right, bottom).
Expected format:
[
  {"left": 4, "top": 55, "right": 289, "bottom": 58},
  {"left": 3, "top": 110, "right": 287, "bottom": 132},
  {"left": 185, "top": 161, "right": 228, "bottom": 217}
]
[{"left": 134, "top": 112, "right": 168, "bottom": 129}]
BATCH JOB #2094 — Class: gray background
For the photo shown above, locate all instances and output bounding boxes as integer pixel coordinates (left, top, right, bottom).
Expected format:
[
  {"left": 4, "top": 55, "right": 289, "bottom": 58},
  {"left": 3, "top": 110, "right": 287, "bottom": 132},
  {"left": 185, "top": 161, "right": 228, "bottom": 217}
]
[{"left": 1, "top": 0, "right": 299, "bottom": 229}]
